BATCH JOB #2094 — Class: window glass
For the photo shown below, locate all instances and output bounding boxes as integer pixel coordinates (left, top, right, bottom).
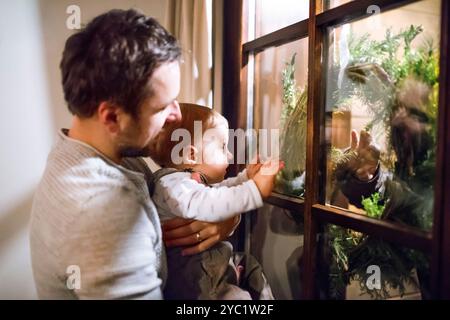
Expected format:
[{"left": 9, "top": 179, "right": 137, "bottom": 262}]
[
  {"left": 323, "top": 224, "right": 430, "bottom": 299},
  {"left": 325, "top": 0, "right": 354, "bottom": 10},
  {"left": 324, "top": 0, "right": 441, "bottom": 231},
  {"left": 252, "top": 38, "right": 309, "bottom": 197},
  {"left": 253, "top": 0, "right": 309, "bottom": 39}
]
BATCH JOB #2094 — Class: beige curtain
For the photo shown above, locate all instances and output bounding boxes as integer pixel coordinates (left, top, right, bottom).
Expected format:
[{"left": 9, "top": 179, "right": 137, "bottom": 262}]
[{"left": 165, "top": 0, "right": 212, "bottom": 106}]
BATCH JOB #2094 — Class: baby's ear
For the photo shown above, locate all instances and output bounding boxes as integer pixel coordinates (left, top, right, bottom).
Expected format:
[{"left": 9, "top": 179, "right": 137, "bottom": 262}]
[{"left": 182, "top": 145, "right": 199, "bottom": 165}]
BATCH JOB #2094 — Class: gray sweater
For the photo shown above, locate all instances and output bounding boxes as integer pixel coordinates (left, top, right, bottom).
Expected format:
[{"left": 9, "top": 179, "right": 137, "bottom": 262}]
[{"left": 30, "top": 129, "right": 166, "bottom": 299}]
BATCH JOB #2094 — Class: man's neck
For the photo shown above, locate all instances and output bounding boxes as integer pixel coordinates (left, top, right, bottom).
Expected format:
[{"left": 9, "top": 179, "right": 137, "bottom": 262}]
[{"left": 68, "top": 117, "right": 122, "bottom": 164}]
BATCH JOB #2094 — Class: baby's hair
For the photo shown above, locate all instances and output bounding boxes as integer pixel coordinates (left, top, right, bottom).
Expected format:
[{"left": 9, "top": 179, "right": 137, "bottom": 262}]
[{"left": 152, "top": 103, "right": 227, "bottom": 167}]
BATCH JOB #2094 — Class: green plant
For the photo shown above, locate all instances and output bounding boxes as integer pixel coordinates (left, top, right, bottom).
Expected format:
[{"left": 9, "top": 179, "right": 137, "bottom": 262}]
[
  {"left": 328, "top": 221, "right": 425, "bottom": 300},
  {"left": 361, "top": 193, "right": 385, "bottom": 219},
  {"left": 344, "top": 25, "right": 439, "bottom": 139},
  {"left": 276, "top": 53, "right": 307, "bottom": 197},
  {"left": 327, "top": 189, "right": 425, "bottom": 300}
]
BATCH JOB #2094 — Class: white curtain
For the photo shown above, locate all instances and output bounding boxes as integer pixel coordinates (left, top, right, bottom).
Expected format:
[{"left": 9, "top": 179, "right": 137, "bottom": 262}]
[{"left": 165, "top": 0, "right": 212, "bottom": 107}]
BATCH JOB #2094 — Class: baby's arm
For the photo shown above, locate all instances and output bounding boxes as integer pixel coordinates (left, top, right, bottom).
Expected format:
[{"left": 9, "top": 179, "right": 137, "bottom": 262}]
[
  {"left": 213, "top": 162, "right": 263, "bottom": 187},
  {"left": 154, "top": 172, "right": 263, "bottom": 222},
  {"left": 212, "top": 169, "right": 249, "bottom": 187}
]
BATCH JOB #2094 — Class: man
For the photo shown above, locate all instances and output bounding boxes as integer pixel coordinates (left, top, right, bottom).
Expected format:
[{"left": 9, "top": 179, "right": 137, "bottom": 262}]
[{"left": 30, "top": 9, "right": 238, "bottom": 299}]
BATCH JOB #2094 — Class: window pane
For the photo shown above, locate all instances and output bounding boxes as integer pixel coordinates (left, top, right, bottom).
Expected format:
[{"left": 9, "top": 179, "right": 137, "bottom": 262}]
[
  {"left": 321, "top": 224, "right": 430, "bottom": 299},
  {"left": 249, "top": 204, "right": 304, "bottom": 299},
  {"left": 325, "top": 0, "right": 353, "bottom": 10},
  {"left": 252, "top": 38, "right": 308, "bottom": 197},
  {"left": 254, "top": 0, "right": 309, "bottom": 38},
  {"left": 324, "top": 0, "right": 441, "bottom": 231}
]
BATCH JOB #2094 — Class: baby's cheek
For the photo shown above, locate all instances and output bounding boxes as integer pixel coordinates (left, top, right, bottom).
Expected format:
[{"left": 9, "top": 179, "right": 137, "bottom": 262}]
[
  {"left": 215, "top": 157, "right": 228, "bottom": 166},
  {"left": 204, "top": 151, "right": 227, "bottom": 165}
]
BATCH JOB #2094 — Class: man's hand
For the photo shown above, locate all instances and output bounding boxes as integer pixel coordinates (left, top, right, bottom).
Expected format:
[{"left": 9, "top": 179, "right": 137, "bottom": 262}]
[
  {"left": 252, "top": 159, "right": 284, "bottom": 198},
  {"left": 346, "top": 63, "right": 393, "bottom": 87},
  {"left": 336, "top": 130, "right": 380, "bottom": 182},
  {"left": 162, "top": 216, "right": 240, "bottom": 256}
]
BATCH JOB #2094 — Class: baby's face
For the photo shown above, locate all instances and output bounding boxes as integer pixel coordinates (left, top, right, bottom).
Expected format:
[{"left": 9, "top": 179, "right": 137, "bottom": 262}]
[{"left": 198, "top": 123, "right": 232, "bottom": 183}]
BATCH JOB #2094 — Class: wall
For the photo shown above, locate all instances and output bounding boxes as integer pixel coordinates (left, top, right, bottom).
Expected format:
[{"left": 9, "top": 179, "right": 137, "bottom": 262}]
[
  {"left": 0, "top": 0, "right": 52, "bottom": 299},
  {"left": 0, "top": 0, "right": 168, "bottom": 299}
]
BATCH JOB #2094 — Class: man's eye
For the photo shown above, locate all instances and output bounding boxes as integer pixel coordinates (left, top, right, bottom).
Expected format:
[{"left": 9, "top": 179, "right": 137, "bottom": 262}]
[{"left": 158, "top": 104, "right": 171, "bottom": 113}]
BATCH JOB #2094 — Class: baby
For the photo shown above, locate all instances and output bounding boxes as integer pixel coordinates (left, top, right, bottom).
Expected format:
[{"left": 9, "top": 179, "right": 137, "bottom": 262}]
[{"left": 150, "top": 103, "right": 283, "bottom": 300}]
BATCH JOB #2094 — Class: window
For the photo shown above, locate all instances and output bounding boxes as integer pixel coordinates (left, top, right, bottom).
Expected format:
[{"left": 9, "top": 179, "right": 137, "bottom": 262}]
[
  {"left": 324, "top": 0, "right": 441, "bottom": 232},
  {"left": 222, "top": 0, "right": 450, "bottom": 299},
  {"left": 252, "top": 39, "right": 309, "bottom": 197}
]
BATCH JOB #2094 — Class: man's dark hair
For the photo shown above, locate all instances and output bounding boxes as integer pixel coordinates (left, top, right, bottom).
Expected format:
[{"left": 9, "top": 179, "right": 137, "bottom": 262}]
[{"left": 60, "top": 9, "right": 181, "bottom": 118}]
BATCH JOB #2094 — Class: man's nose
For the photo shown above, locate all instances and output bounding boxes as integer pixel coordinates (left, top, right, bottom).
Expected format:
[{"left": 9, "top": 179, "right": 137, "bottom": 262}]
[{"left": 166, "top": 100, "right": 182, "bottom": 123}]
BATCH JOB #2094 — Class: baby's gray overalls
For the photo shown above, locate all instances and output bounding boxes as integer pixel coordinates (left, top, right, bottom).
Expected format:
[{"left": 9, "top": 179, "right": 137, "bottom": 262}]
[{"left": 151, "top": 168, "right": 274, "bottom": 300}]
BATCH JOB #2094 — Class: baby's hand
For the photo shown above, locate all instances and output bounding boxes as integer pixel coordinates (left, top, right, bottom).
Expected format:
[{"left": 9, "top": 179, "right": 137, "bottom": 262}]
[
  {"left": 252, "top": 160, "right": 285, "bottom": 198},
  {"left": 246, "top": 156, "right": 263, "bottom": 179}
]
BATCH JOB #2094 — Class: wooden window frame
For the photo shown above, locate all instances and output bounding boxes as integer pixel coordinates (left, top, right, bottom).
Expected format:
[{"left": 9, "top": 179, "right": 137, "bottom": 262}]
[{"left": 222, "top": 0, "right": 450, "bottom": 299}]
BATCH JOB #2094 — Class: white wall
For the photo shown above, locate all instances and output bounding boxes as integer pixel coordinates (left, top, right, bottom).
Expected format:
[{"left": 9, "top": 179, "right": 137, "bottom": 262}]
[
  {"left": 0, "top": 0, "right": 168, "bottom": 299},
  {"left": 37, "top": 0, "right": 170, "bottom": 131},
  {"left": 0, "top": 0, "right": 53, "bottom": 300}
]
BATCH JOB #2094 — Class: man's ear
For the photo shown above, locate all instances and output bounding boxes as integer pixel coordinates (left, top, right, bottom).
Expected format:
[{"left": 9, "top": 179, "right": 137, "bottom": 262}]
[
  {"left": 183, "top": 145, "right": 199, "bottom": 165},
  {"left": 97, "top": 102, "right": 121, "bottom": 134}
]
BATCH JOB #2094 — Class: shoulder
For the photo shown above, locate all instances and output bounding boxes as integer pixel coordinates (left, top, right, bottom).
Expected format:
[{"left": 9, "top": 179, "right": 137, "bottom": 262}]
[
  {"left": 41, "top": 143, "right": 141, "bottom": 199},
  {"left": 31, "top": 142, "right": 148, "bottom": 235}
]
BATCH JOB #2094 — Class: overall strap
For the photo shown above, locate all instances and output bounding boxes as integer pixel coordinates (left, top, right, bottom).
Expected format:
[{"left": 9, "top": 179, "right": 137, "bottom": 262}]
[
  {"left": 181, "top": 168, "right": 211, "bottom": 186},
  {"left": 148, "top": 167, "right": 181, "bottom": 196},
  {"left": 149, "top": 167, "right": 211, "bottom": 196}
]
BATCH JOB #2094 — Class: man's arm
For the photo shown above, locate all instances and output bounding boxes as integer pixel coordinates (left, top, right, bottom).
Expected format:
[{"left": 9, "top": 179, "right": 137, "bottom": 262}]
[{"left": 162, "top": 215, "right": 241, "bottom": 256}]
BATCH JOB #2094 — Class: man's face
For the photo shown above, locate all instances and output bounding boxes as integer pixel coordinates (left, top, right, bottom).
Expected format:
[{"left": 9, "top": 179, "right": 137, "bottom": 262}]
[{"left": 117, "top": 61, "right": 181, "bottom": 158}]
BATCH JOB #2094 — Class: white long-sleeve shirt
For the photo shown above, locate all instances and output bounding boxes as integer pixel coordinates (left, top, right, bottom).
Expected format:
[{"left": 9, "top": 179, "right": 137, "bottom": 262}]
[{"left": 152, "top": 169, "right": 263, "bottom": 222}]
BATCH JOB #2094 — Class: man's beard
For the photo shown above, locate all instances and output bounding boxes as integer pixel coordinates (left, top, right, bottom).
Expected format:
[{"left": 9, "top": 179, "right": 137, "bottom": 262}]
[
  {"left": 118, "top": 145, "right": 151, "bottom": 158},
  {"left": 117, "top": 125, "right": 152, "bottom": 158}
]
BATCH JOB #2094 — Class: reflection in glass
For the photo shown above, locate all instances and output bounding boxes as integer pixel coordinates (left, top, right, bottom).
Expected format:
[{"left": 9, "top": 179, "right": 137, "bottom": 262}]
[
  {"left": 323, "top": 224, "right": 429, "bottom": 300},
  {"left": 324, "top": 0, "right": 441, "bottom": 231},
  {"left": 253, "top": 39, "right": 308, "bottom": 197},
  {"left": 250, "top": 204, "right": 304, "bottom": 299},
  {"left": 254, "top": 0, "right": 309, "bottom": 38}
]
